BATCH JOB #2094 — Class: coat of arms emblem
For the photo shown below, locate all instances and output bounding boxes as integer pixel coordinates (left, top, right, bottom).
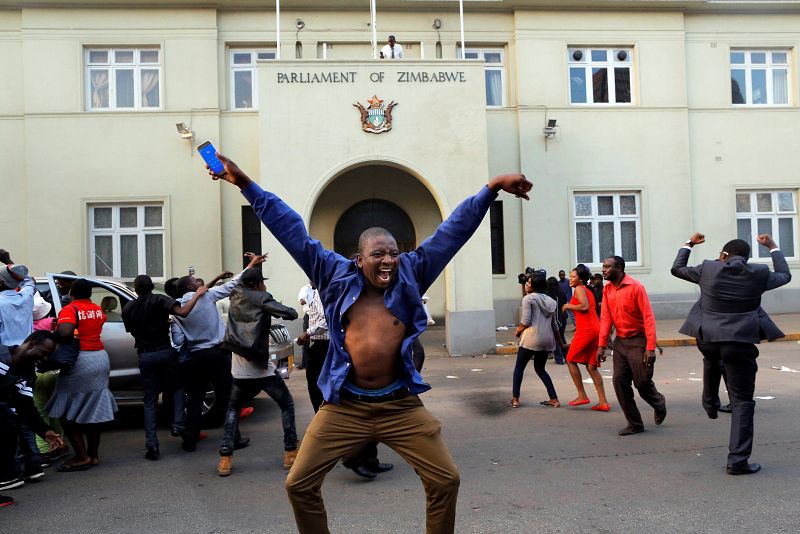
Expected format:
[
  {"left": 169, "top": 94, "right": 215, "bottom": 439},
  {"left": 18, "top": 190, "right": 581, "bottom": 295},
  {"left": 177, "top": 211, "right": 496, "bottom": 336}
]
[{"left": 353, "top": 95, "right": 397, "bottom": 134}]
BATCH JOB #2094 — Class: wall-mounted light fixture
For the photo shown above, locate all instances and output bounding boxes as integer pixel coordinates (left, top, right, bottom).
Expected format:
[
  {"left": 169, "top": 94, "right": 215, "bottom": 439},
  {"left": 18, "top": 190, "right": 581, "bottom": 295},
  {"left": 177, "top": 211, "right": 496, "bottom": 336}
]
[
  {"left": 176, "top": 122, "right": 194, "bottom": 143},
  {"left": 543, "top": 119, "right": 558, "bottom": 139}
]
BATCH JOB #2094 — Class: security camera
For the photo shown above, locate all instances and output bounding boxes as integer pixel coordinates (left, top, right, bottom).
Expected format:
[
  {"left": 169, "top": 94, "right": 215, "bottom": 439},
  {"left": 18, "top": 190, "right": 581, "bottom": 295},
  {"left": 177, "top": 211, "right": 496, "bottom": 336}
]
[
  {"left": 175, "top": 122, "right": 194, "bottom": 141},
  {"left": 296, "top": 19, "right": 305, "bottom": 30}
]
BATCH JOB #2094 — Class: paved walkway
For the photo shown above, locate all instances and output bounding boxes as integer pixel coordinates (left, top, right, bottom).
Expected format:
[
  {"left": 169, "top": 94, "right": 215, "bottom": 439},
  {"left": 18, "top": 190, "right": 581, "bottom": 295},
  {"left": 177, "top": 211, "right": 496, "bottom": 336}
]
[{"left": 420, "top": 313, "right": 800, "bottom": 357}]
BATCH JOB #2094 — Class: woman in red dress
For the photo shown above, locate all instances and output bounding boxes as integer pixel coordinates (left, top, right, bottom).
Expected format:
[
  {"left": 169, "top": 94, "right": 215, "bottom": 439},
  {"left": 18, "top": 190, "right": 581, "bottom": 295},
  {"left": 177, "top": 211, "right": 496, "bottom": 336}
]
[{"left": 563, "top": 265, "right": 610, "bottom": 411}]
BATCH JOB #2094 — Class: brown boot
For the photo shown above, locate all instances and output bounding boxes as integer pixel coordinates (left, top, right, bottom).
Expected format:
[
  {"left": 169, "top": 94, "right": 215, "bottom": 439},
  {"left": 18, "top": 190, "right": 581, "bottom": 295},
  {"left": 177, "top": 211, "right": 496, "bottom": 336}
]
[
  {"left": 283, "top": 449, "right": 298, "bottom": 470},
  {"left": 217, "top": 456, "right": 232, "bottom": 477}
]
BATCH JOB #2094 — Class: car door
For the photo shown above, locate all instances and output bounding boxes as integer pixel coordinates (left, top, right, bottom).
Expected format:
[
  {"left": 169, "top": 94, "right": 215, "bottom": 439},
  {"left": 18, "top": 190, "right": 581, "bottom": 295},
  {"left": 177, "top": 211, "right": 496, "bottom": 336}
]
[{"left": 47, "top": 273, "right": 142, "bottom": 401}]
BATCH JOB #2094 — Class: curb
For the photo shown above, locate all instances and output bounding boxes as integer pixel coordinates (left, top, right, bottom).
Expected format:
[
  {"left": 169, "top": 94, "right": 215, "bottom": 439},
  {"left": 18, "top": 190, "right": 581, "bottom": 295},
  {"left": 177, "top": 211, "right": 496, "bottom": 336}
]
[{"left": 494, "top": 333, "right": 800, "bottom": 355}]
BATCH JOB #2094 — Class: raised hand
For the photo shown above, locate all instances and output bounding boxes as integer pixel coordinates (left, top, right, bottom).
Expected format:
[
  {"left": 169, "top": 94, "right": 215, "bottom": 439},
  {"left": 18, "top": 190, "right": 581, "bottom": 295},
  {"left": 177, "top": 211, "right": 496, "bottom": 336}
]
[
  {"left": 208, "top": 153, "right": 253, "bottom": 189},
  {"left": 757, "top": 234, "right": 778, "bottom": 250},
  {"left": 245, "top": 252, "right": 268, "bottom": 268},
  {"left": 488, "top": 173, "right": 533, "bottom": 200},
  {"left": 689, "top": 232, "right": 705, "bottom": 246}
]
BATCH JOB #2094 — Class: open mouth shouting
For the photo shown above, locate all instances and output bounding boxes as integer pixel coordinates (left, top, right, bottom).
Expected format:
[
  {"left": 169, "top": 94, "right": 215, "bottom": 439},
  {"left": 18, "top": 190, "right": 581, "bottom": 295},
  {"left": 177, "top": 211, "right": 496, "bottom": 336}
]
[{"left": 357, "top": 230, "right": 400, "bottom": 290}]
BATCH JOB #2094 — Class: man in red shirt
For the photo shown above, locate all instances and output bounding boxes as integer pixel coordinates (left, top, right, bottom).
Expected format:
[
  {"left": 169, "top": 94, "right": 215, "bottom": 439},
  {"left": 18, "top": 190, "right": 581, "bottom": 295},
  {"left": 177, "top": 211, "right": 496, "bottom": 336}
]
[{"left": 597, "top": 256, "right": 667, "bottom": 436}]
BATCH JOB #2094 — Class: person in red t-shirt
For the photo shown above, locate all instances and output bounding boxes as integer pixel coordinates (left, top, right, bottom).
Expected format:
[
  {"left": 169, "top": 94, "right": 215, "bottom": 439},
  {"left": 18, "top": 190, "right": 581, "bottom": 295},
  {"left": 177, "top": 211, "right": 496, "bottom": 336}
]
[{"left": 45, "top": 279, "right": 118, "bottom": 471}]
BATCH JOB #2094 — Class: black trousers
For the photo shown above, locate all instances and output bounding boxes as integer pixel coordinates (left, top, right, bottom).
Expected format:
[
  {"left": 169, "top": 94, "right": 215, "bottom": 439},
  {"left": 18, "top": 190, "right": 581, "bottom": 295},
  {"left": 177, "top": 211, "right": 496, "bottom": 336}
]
[
  {"left": 0, "top": 403, "right": 20, "bottom": 481},
  {"left": 306, "top": 339, "right": 329, "bottom": 413},
  {"left": 181, "top": 346, "right": 231, "bottom": 444},
  {"left": 697, "top": 341, "right": 758, "bottom": 467},
  {"left": 300, "top": 314, "right": 310, "bottom": 368}
]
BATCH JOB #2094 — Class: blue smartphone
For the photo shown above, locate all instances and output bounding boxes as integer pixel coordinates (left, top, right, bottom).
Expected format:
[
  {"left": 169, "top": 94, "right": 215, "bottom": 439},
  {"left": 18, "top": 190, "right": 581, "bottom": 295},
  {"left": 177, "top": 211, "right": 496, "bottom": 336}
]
[{"left": 197, "top": 141, "right": 226, "bottom": 175}]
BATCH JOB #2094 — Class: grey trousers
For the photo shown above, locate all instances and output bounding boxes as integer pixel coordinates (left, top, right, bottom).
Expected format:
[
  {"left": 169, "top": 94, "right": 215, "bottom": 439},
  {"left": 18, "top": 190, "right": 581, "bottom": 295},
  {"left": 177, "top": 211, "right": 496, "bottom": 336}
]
[{"left": 612, "top": 335, "right": 666, "bottom": 429}]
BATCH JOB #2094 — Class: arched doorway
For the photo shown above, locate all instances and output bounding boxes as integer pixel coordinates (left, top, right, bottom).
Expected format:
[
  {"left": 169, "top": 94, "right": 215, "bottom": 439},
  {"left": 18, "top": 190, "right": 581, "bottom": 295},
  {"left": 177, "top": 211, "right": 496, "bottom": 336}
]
[
  {"left": 308, "top": 163, "right": 445, "bottom": 317},
  {"left": 333, "top": 199, "right": 416, "bottom": 259}
]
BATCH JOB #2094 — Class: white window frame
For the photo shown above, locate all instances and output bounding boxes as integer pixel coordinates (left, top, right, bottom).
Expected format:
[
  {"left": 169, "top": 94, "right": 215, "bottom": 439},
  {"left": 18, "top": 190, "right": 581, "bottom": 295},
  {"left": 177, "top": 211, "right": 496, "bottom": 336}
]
[
  {"left": 88, "top": 204, "right": 166, "bottom": 279},
  {"left": 229, "top": 48, "right": 276, "bottom": 110},
  {"left": 568, "top": 47, "right": 634, "bottom": 105},
  {"left": 573, "top": 192, "right": 642, "bottom": 267},
  {"left": 730, "top": 49, "right": 791, "bottom": 106},
  {"left": 85, "top": 47, "right": 162, "bottom": 111},
  {"left": 735, "top": 190, "right": 797, "bottom": 260},
  {"left": 460, "top": 47, "right": 506, "bottom": 107}
]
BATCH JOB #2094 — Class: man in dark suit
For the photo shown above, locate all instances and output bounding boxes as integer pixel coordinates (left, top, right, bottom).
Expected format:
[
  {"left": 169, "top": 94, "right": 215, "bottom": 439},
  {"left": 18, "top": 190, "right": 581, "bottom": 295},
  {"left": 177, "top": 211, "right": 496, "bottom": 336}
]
[{"left": 671, "top": 232, "right": 790, "bottom": 475}]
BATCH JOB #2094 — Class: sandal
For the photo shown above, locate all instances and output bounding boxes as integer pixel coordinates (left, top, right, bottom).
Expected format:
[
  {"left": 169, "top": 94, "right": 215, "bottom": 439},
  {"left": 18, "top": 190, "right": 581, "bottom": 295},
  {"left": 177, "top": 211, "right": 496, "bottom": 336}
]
[
  {"left": 591, "top": 403, "right": 611, "bottom": 412},
  {"left": 568, "top": 399, "right": 591, "bottom": 407},
  {"left": 56, "top": 462, "right": 91, "bottom": 472},
  {"left": 510, "top": 397, "right": 520, "bottom": 408},
  {"left": 539, "top": 400, "right": 560, "bottom": 408}
]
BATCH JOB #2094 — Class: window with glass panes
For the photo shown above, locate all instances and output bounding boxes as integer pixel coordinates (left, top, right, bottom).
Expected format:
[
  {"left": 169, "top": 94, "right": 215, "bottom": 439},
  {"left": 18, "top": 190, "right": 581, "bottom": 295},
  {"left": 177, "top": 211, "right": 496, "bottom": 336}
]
[
  {"left": 735, "top": 191, "right": 796, "bottom": 259},
  {"left": 86, "top": 48, "right": 161, "bottom": 110},
  {"left": 230, "top": 49, "right": 276, "bottom": 110},
  {"left": 568, "top": 48, "right": 633, "bottom": 105},
  {"left": 574, "top": 193, "right": 641, "bottom": 266},
  {"left": 89, "top": 205, "right": 165, "bottom": 279},
  {"left": 730, "top": 50, "right": 790, "bottom": 105},
  {"left": 461, "top": 48, "right": 505, "bottom": 106}
]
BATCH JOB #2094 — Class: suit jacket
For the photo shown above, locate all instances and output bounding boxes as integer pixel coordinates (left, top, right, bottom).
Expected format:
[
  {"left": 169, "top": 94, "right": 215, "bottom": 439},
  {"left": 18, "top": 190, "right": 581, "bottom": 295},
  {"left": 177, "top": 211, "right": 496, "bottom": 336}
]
[{"left": 671, "top": 247, "right": 791, "bottom": 343}]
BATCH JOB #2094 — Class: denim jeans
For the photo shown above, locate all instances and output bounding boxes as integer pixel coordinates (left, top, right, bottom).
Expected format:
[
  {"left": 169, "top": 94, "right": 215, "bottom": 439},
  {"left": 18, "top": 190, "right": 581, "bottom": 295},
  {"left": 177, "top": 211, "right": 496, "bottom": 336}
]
[
  {"left": 17, "top": 422, "right": 42, "bottom": 469},
  {"left": 220, "top": 374, "right": 298, "bottom": 456},
  {"left": 139, "top": 347, "right": 185, "bottom": 449},
  {"left": 512, "top": 347, "right": 558, "bottom": 400}
]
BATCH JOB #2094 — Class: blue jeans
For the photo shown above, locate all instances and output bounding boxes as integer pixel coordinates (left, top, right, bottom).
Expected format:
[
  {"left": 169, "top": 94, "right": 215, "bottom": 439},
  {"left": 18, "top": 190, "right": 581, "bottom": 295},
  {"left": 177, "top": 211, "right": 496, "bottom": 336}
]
[
  {"left": 220, "top": 374, "right": 297, "bottom": 456},
  {"left": 138, "top": 347, "right": 185, "bottom": 449}
]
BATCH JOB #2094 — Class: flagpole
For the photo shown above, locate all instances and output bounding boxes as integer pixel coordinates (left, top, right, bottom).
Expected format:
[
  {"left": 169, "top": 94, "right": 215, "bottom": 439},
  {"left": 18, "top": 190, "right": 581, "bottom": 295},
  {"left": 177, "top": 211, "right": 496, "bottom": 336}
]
[
  {"left": 459, "top": 0, "right": 465, "bottom": 59},
  {"left": 276, "top": 0, "right": 281, "bottom": 59},
  {"left": 371, "top": 0, "right": 378, "bottom": 59}
]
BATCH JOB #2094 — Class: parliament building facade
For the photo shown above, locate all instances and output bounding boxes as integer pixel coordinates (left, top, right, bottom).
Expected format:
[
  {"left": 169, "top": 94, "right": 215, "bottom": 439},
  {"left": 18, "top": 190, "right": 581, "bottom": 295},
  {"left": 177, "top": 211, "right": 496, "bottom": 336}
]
[{"left": 2, "top": 0, "right": 799, "bottom": 354}]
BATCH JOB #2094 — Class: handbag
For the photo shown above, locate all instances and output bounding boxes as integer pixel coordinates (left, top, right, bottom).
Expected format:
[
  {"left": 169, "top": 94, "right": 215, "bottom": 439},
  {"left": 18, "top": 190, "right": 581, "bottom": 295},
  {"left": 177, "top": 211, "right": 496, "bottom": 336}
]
[{"left": 43, "top": 305, "right": 81, "bottom": 373}]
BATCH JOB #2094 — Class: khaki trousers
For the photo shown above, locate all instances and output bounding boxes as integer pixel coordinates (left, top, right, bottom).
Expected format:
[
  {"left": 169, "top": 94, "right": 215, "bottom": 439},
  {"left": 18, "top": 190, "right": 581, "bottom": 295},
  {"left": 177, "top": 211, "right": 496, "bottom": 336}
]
[{"left": 285, "top": 394, "right": 460, "bottom": 534}]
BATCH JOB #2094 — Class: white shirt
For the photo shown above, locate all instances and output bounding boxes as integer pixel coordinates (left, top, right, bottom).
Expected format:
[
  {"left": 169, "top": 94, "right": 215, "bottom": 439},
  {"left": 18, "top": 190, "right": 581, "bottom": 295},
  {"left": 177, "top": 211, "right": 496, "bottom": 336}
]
[
  {"left": 297, "top": 284, "right": 316, "bottom": 314},
  {"left": 231, "top": 352, "right": 274, "bottom": 380},
  {"left": 381, "top": 43, "right": 404, "bottom": 59}
]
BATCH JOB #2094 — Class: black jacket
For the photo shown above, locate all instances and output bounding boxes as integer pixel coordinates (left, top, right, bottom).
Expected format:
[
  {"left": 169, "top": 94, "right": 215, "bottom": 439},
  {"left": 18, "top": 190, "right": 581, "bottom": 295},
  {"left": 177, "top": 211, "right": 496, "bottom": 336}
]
[
  {"left": 222, "top": 286, "right": 298, "bottom": 366},
  {"left": 671, "top": 247, "right": 791, "bottom": 343}
]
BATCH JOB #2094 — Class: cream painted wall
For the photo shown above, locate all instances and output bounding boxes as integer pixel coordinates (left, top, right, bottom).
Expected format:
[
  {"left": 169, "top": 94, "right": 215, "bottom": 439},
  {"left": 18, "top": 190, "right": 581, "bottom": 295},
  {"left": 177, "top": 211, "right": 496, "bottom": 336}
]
[
  {"left": 256, "top": 60, "right": 494, "bottom": 318},
  {"left": 3, "top": 3, "right": 800, "bottom": 339}
]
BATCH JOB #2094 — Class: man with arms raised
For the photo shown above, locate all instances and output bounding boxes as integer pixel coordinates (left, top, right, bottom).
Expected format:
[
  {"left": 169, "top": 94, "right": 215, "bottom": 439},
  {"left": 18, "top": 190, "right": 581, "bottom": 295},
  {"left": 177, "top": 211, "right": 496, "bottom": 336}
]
[
  {"left": 671, "top": 233, "right": 789, "bottom": 475},
  {"left": 209, "top": 153, "right": 530, "bottom": 534}
]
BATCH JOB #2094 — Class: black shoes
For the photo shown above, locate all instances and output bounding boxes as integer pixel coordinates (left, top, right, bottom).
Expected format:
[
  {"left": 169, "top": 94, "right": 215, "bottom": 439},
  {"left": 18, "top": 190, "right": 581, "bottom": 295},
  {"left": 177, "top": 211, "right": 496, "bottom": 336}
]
[
  {"left": 0, "top": 477, "right": 24, "bottom": 491},
  {"left": 655, "top": 409, "right": 667, "bottom": 426},
  {"left": 727, "top": 462, "right": 761, "bottom": 475},
  {"left": 364, "top": 462, "right": 393, "bottom": 474},
  {"left": 145, "top": 447, "right": 160, "bottom": 461},
  {"left": 181, "top": 440, "right": 196, "bottom": 453},
  {"left": 719, "top": 404, "right": 732, "bottom": 414},
  {"left": 233, "top": 438, "right": 251, "bottom": 451},
  {"left": 23, "top": 464, "right": 45, "bottom": 482},
  {"left": 347, "top": 465, "right": 377, "bottom": 479},
  {"left": 618, "top": 426, "right": 645, "bottom": 436}
]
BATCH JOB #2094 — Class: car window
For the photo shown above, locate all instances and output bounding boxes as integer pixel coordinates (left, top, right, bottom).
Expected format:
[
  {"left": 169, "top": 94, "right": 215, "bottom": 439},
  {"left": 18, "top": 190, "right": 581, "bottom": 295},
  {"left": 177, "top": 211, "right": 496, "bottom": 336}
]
[{"left": 90, "top": 287, "right": 125, "bottom": 323}]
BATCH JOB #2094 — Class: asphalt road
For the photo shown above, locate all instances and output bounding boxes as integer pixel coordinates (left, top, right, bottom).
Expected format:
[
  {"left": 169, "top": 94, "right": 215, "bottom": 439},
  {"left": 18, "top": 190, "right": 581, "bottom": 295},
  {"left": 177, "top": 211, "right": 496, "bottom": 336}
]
[{"left": 3, "top": 340, "right": 800, "bottom": 533}]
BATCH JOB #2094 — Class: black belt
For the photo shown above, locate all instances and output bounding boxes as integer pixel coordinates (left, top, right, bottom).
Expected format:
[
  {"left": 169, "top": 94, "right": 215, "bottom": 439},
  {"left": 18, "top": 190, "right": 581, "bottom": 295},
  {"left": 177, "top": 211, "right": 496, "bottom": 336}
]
[
  {"left": 340, "top": 386, "right": 410, "bottom": 404},
  {"left": 137, "top": 344, "right": 173, "bottom": 354}
]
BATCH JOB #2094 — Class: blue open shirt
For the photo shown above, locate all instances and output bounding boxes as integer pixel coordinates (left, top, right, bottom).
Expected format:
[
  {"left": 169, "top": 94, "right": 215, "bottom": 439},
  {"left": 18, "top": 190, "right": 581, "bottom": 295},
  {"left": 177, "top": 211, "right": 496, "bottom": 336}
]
[{"left": 242, "top": 182, "right": 497, "bottom": 404}]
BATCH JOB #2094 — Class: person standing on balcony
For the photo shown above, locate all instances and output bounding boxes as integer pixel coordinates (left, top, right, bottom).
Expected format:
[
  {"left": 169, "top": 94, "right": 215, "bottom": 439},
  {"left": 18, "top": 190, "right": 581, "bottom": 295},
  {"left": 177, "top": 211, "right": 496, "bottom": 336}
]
[{"left": 380, "top": 35, "right": 404, "bottom": 59}]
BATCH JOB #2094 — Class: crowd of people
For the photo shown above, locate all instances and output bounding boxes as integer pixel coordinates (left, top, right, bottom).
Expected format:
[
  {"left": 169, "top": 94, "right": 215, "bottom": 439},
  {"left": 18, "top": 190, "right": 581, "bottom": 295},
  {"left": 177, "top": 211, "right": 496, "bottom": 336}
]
[{"left": 0, "top": 151, "right": 791, "bottom": 530}]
